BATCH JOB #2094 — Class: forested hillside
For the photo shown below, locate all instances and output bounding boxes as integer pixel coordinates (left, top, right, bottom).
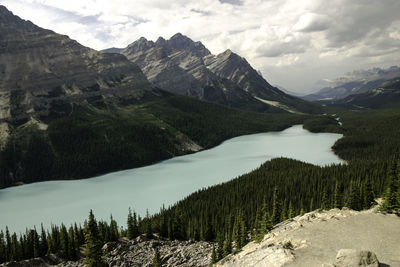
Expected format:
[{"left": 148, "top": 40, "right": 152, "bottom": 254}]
[
  {"left": 143, "top": 108, "right": 400, "bottom": 257},
  {"left": 0, "top": 95, "right": 305, "bottom": 188},
  {"left": 2, "top": 109, "right": 400, "bottom": 264}
]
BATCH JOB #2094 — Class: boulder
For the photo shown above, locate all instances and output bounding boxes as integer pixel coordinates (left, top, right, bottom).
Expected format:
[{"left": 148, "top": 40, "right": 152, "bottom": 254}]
[{"left": 334, "top": 249, "right": 379, "bottom": 267}]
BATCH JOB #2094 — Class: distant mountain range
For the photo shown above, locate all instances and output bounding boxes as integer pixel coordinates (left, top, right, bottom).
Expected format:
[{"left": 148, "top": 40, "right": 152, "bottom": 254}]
[
  {"left": 103, "top": 34, "right": 321, "bottom": 114},
  {"left": 333, "top": 78, "right": 400, "bottom": 109},
  {"left": 303, "top": 66, "right": 400, "bottom": 102}
]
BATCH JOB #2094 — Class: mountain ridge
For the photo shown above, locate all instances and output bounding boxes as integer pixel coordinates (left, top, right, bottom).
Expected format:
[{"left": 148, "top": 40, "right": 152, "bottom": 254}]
[
  {"left": 304, "top": 66, "right": 400, "bottom": 101},
  {"left": 103, "top": 34, "right": 321, "bottom": 114}
]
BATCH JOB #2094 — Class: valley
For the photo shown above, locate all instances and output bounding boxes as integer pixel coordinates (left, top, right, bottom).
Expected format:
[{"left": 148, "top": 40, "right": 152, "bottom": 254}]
[{"left": 0, "top": 2, "right": 400, "bottom": 267}]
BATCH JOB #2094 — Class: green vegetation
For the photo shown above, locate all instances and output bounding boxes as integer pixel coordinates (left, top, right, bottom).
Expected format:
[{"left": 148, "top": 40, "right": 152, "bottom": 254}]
[
  {"left": 152, "top": 248, "right": 162, "bottom": 267},
  {"left": 0, "top": 95, "right": 305, "bottom": 188},
  {"left": 84, "top": 210, "right": 106, "bottom": 267},
  {"left": 1, "top": 103, "right": 400, "bottom": 265}
]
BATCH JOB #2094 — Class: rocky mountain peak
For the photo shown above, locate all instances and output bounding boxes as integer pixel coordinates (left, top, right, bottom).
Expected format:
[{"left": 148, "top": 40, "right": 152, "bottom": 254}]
[
  {"left": 155, "top": 36, "right": 167, "bottom": 45},
  {"left": 125, "top": 36, "right": 155, "bottom": 54},
  {"left": 168, "top": 33, "right": 210, "bottom": 57},
  {"left": 0, "top": 5, "right": 40, "bottom": 32},
  {"left": 103, "top": 33, "right": 317, "bottom": 113}
]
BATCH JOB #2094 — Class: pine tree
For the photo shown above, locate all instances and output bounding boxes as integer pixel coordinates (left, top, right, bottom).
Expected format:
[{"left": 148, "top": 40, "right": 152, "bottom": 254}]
[
  {"left": 109, "top": 215, "right": 119, "bottom": 242},
  {"left": 271, "top": 186, "right": 281, "bottom": 224},
  {"left": 348, "top": 180, "right": 361, "bottom": 210},
  {"left": 239, "top": 217, "right": 248, "bottom": 249},
  {"left": 0, "top": 231, "right": 6, "bottom": 263},
  {"left": 40, "top": 224, "right": 48, "bottom": 257},
  {"left": 364, "top": 177, "right": 375, "bottom": 208},
  {"left": 68, "top": 226, "right": 78, "bottom": 260},
  {"left": 132, "top": 212, "right": 139, "bottom": 239},
  {"left": 321, "top": 190, "right": 328, "bottom": 210},
  {"left": 60, "top": 224, "right": 69, "bottom": 259},
  {"left": 384, "top": 160, "right": 399, "bottom": 212},
  {"left": 287, "top": 201, "right": 294, "bottom": 219},
  {"left": 160, "top": 212, "right": 168, "bottom": 238},
  {"left": 84, "top": 210, "right": 105, "bottom": 267},
  {"left": 216, "top": 234, "right": 224, "bottom": 261},
  {"left": 127, "top": 208, "right": 134, "bottom": 240},
  {"left": 309, "top": 198, "right": 314, "bottom": 212},
  {"left": 5, "top": 227, "right": 11, "bottom": 262},
  {"left": 210, "top": 244, "right": 217, "bottom": 265},
  {"left": 153, "top": 247, "right": 162, "bottom": 267},
  {"left": 334, "top": 180, "right": 343, "bottom": 209},
  {"left": 145, "top": 209, "right": 153, "bottom": 239},
  {"left": 222, "top": 233, "right": 232, "bottom": 257},
  {"left": 280, "top": 200, "right": 287, "bottom": 221}
]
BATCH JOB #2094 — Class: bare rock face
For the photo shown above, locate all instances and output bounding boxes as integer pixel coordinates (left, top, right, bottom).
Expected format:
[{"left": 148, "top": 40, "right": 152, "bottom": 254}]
[
  {"left": 104, "top": 33, "right": 310, "bottom": 113},
  {"left": 334, "top": 249, "right": 379, "bottom": 267},
  {"left": 0, "top": 5, "right": 155, "bottom": 127}
]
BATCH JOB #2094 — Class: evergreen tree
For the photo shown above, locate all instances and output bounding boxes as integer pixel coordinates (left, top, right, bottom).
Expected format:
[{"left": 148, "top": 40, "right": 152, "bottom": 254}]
[
  {"left": 384, "top": 160, "right": 399, "bottom": 213},
  {"left": 60, "top": 224, "right": 69, "bottom": 259},
  {"left": 40, "top": 224, "right": 48, "bottom": 257},
  {"left": 348, "top": 180, "right": 361, "bottom": 210},
  {"left": 222, "top": 233, "right": 232, "bottom": 257},
  {"left": 68, "top": 226, "right": 78, "bottom": 260},
  {"left": 84, "top": 210, "right": 105, "bottom": 267},
  {"left": 5, "top": 227, "right": 11, "bottom": 262},
  {"left": 287, "top": 201, "right": 294, "bottom": 219},
  {"left": 321, "top": 190, "right": 328, "bottom": 210},
  {"left": 159, "top": 211, "right": 168, "bottom": 238},
  {"left": 127, "top": 208, "right": 134, "bottom": 240},
  {"left": 364, "top": 177, "right": 375, "bottom": 208},
  {"left": 145, "top": 210, "right": 153, "bottom": 239},
  {"left": 271, "top": 186, "right": 281, "bottom": 224},
  {"left": 153, "top": 247, "right": 162, "bottom": 267},
  {"left": 0, "top": 231, "right": 6, "bottom": 263},
  {"left": 216, "top": 234, "right": 224, "bottom": 261},
  {"left": 132, "top": 212, "right": 139, "bottom": 239},
  {"left": 109, "top": 215, "right": 119, "bottom": 242},
  {"left": 210, "top": 244, "right": 217, "bottom": 265},
  {"left": 334, "top": 181, "right": 343, "bottom": 209}
]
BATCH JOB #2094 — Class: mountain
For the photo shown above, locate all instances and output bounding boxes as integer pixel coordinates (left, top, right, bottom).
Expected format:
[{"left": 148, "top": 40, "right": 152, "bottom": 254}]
[
  {"left": 303, "top": 66, "right": 400, "bottom": 101},
  {"left": 0, "top": 5, "right": 158, "bottom": 126},
  {"left": 103, "top": 34, "right": 321, "bottom": 114},
  {"left": 333, "top": 78, "right": 400, "bottom": 109},
  {"left": 0, "top": 5, "right": 306, "bottom": 188}
]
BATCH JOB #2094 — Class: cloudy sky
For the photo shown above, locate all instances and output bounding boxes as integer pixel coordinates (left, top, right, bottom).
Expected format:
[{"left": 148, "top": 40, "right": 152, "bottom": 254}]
[{"left": 1, "top": 0, "right": 400, "bottom": 93}]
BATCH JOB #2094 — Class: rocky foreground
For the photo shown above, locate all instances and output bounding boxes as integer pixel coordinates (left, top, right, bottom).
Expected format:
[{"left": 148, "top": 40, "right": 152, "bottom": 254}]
[
  {"left": 3, "top": 206, "right": 400, "bottom": 267},
  {"left": 216, "top": 206, "right": 400, "bottom": 267},
  {"left": 1, "top": 237, "right": 212, "bottom": 267}
]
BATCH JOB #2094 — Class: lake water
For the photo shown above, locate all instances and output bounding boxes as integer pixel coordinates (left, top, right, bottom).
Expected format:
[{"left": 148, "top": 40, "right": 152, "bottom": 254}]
[{"left": 0, "top": 125, "right": 343, "bottom": 233}]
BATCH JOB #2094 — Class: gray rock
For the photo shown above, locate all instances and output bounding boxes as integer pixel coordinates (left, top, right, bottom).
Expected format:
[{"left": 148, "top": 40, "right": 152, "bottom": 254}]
[
  {"left": 334, "top": 249, "right": 379, "bottom": 267},
  {"left": 103, "top": 33, "right": 310, "bottom": 113},
  {"left": 0, "top": 5, "right": 155, "bottom": 127}
]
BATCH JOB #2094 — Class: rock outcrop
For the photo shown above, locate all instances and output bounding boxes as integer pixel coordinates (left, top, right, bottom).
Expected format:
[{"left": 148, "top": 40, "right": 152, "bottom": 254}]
[
  {"left": 333, "top": 249, "right": 379, "bottom": 267},
  {"left": 217, "top": 206, "right": 400, "bottom": 267},
  {"left": 1, "top": 236, "right": 212, "bottom": 267},
  {"left": 103, "top": 34, "right": 319, "bottom": 114}
]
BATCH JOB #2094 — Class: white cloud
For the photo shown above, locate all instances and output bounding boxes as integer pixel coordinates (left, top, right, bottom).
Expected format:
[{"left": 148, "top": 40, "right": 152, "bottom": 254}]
[
  {"left": 293, "top": 13, "right": 331, "bottom": 32},
  {"left": 0, "top": 0, "right": 399, "bottom": 93}
]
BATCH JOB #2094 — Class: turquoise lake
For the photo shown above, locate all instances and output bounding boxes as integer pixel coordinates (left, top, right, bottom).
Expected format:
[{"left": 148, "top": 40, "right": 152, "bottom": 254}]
[{"left": 0, "top": 125, "right": 344, "bottom": 233}]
